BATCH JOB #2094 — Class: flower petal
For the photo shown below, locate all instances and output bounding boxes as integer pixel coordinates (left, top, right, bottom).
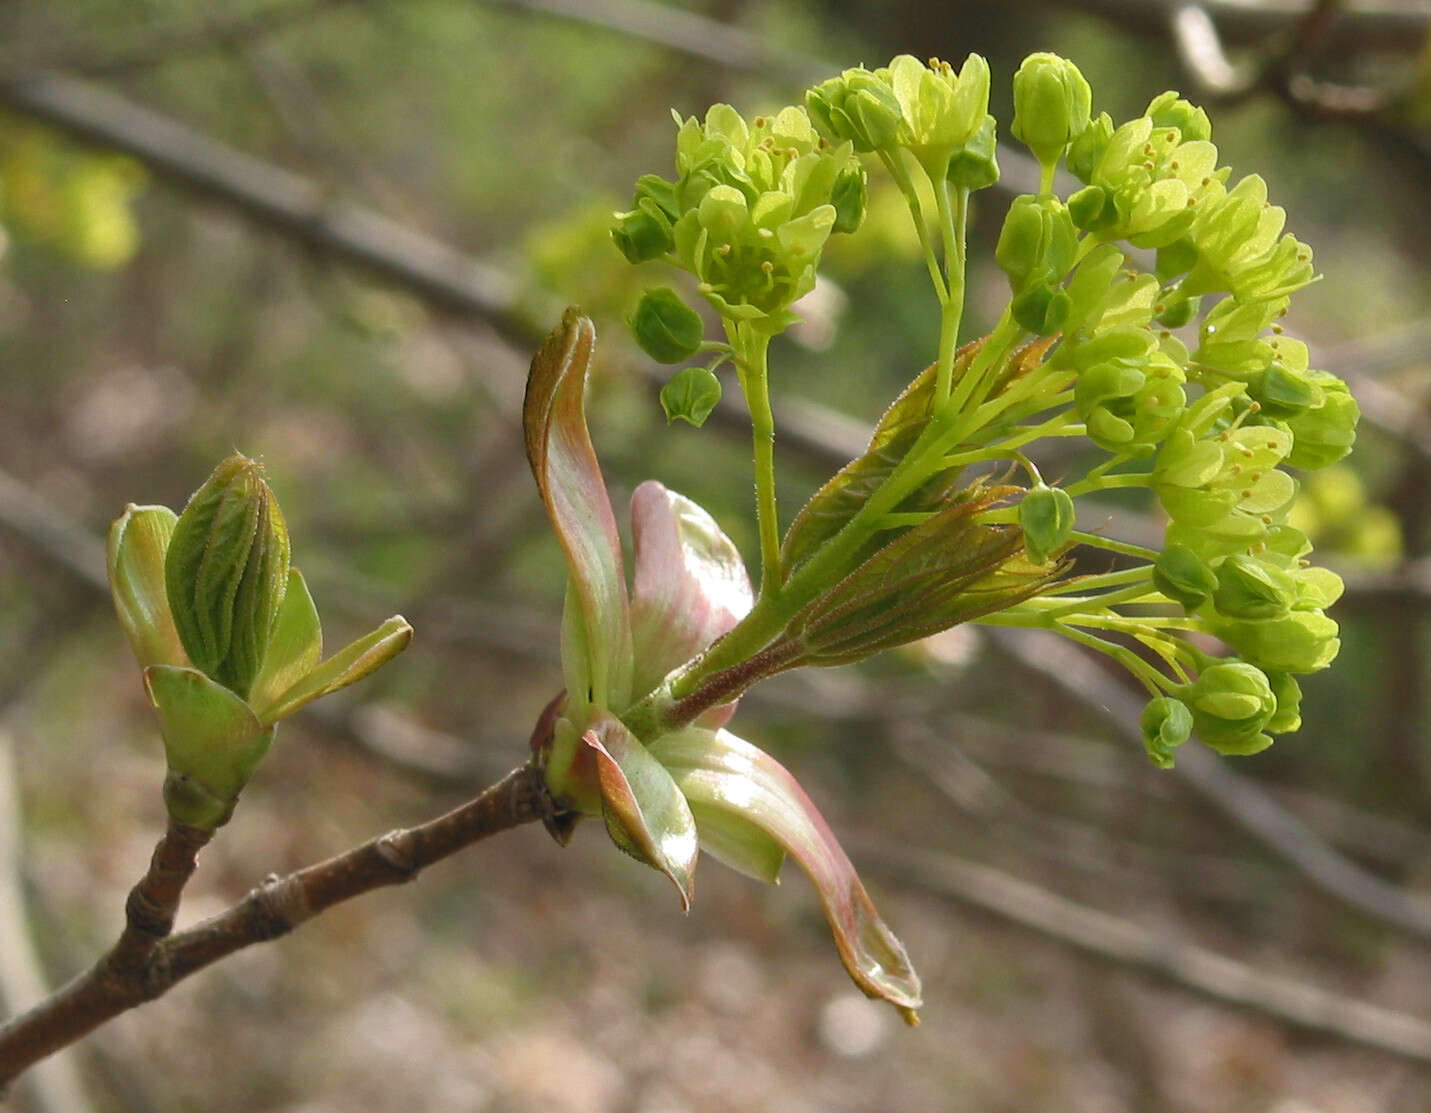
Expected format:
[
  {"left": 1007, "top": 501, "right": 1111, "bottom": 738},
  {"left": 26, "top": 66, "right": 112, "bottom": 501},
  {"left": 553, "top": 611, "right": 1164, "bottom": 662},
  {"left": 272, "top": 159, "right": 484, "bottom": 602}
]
[
  {"left": 630, "top": 481, "right": 753, "bottom": 712},
  {"left": 524, "top": 309, "right": 632, "bottom": 713},
  {"left": 582, "top": 713, "right": 699, "bottom": 910},
  {"left": 651, "top": 726, "right": 922, "bottom": 1018}
]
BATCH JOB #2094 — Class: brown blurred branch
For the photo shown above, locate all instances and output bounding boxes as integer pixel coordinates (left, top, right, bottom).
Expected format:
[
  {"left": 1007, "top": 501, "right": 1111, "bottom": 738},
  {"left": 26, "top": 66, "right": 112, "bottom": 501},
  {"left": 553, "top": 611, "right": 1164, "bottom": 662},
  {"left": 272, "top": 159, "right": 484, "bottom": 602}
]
[
  {"left": 0, "top": 762, "right": 548, "bottom": 1090},
  {"left": 0, "top": 71, "right": 529, "bottom": 341},
  {"left": 986, "top": 627, "right": 1431, "bottom": 942},
  {"left": 1035, "top": 0, "right": 1431, "bottom": 51},
  {"left": 866, "top": 838, "right": 1431, "bottom": 1066},
  {"left": 0, "top": 732, "right": 98, "bottom": 1113},
  {"left": 2, "top": 0, "right": 366, "bottom": 79}
]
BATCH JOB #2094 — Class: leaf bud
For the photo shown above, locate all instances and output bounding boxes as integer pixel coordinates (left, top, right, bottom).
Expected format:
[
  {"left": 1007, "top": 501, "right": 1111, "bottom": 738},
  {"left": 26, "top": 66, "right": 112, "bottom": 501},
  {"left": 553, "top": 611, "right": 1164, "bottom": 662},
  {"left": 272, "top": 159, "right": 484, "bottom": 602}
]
[
  {"left": 660, "top": 366, "right": 723, "bottom": 428},
  {"left": 165, "top": 454, "right": 290, "bottom": 699},
  {"left": 630, "top": 286, "right": 705, "bottom": 364},
  {"left": 1140, "top": 696, "right": 1193, "bottom": 768},
  {"left": 1011, "top": 53, "right": 1092, "bottom": 172},
  {"left": 1018, "top": 483, "right": 1075, "bottom": 564}
]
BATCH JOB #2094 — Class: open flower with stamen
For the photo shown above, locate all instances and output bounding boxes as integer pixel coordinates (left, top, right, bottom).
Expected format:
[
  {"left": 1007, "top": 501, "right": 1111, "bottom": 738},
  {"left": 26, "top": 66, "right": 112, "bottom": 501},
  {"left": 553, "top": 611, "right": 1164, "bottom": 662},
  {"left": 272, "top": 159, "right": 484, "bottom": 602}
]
[{"left": 523, "top": 308, "right": 922, "bottom": 1021}]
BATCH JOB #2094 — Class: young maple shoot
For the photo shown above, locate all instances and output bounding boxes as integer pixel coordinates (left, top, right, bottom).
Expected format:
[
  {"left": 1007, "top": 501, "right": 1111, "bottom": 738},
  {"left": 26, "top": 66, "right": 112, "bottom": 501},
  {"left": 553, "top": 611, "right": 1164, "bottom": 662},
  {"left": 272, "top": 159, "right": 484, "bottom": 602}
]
[
  {"left": 530, "top": 52, "right": 1357, "bottom": 1020},
  {"left": 110, "top": 453, "right": 412, "bottom": 831}
]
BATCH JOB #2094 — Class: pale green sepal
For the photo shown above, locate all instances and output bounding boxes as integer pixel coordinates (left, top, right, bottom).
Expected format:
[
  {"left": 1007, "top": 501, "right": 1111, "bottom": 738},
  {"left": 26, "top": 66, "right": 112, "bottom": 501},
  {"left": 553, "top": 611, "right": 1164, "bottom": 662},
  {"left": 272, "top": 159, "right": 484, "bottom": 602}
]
[
  {"left": 108, "top": 504, "right": 189, "bottom": 670},
  {"left": 255, "top": 615, "right": 412, "bottom": 725},
  {"left": 144, "top": 664, "right": 274, "bottom": 826},
  {"left": 248, "top": 567, "right": 322, "bottom": 715}
]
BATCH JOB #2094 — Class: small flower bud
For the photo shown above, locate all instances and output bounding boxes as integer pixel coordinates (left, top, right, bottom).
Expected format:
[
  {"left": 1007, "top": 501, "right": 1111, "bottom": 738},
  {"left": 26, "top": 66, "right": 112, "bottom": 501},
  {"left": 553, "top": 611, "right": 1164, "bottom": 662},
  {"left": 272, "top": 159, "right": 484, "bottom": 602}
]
[
  {"left": 830, "top": 165, "right": 868, "bottom": 234},
  {"left": 1247, "top": 362, "right": 1319, "bottom": 417},
  {"left": 660, "top": 365, "right": 723, "bottom": 428},
  {"left": 1266, "top": 671, "right": 1303, "bottom": 734},
  {"left": 1141, "top": 696, "right": 1193, "bottom": 768},
  {"left": 1011, "top": 283, "right": 1071, "bottom": 336},
  {"left": 612, "top": 204, "right": 674, "bottom": 264},
  {"left": 1145, "top": 91, "right": 1211, "bottom": 142},
  {"left": 1213, "top": 611, "right": 1340, "bottom": 674},
  {"left": 1212, "top": 554, "right": 1296, "bottom": 621},
  {"left": 1018, "top": 483, "right": 1075, "bottom": 564},
  {"left": 947, "top": 115, "right": 1000, "bottom": 192},
  {"left": 1284, "top": 376, "right": 1359, "bottom": 469},
  {"left": 805, "top": 68, "right": 904, "bottom": 153},
  {"left": 1179, "top": 661, "right": 1277, "bottom": 755},
  {"left": 631, "top": 287, "right": 705, "bottom": 364},
  {"left": 165, "top": 453, "right": 290, "bottom": 699},
  {"left": 1153, "top": 543, "right": 1218, "bottom": 612},
  {"left": 1068, "top": 184, "right": 1113, "bottom": 232},
  {"left": 1011, "top": 53, "right": 1092, "bottom": 173},
  {"left": 1066, "top": 111, "right": 1113, "bottom": 183},
  {"left": 995, "top": 195, "right": 1076, "bottom": 290},
  {"left": 612, "top": 176, "right": 680, "bottom": 264}
]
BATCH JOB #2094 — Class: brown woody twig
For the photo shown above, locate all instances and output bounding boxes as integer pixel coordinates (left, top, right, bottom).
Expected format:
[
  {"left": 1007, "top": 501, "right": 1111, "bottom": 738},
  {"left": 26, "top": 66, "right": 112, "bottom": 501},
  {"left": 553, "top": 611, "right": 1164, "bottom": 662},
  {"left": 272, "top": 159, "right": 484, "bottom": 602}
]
[{"left": 0, "top": 762, "right": 550, "bottom": 1090}]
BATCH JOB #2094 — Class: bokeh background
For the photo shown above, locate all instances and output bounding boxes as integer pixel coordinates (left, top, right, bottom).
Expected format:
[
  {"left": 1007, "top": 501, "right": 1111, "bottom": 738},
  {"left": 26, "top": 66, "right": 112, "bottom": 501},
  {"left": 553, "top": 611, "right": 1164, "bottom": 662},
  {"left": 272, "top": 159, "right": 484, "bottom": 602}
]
[{"left": 1, "top": 1, "right": 1429, "bottom": 1110}]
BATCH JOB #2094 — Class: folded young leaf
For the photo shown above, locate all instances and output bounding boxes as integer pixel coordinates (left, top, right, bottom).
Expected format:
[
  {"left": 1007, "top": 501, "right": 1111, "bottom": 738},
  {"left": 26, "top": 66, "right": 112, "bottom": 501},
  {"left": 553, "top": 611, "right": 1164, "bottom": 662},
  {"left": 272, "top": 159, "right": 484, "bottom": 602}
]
[
  {"left": 247, "top": 567, "right": 322, "bottom": 716},
  {"left": 108, "top": 504, "right": 189, "bottom": 670},
  {"left": 254, "top": 616, "right": 412, "bottom": 725},
  {"left": 789, "top": 492, "right": 1059, "bottom": 666},
  {"left": 524, "top": 309, "right": 633, "bottom": 713},
  {"left": 582, "top": 713, "right": 699, "bottom": 910},
  {"left": 651, "top": 726, "right": 922, "bottom": 1018},
  {"left": 629, "top": 480, "right": 753, "bottom": 706}
]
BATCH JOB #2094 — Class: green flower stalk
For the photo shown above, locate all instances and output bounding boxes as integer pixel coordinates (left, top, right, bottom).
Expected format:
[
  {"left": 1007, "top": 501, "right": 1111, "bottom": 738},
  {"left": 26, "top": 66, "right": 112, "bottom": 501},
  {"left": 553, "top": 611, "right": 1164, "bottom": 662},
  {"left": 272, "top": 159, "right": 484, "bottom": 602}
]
[
  {"left": 574, "top": 50, "right": 1359, "bottom": 1019},
  {"left": 109, "top": 454, "right": 412, "bottom": 830}
]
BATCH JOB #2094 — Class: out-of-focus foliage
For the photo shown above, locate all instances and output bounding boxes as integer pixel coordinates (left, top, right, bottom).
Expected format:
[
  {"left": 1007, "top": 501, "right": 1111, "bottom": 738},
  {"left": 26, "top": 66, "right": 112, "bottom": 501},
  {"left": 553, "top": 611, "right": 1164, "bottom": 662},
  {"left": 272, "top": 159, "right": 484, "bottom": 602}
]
[{"left": 0, "top": 119, "right": 145, "bottom": 268}]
